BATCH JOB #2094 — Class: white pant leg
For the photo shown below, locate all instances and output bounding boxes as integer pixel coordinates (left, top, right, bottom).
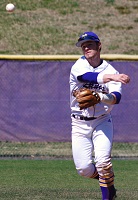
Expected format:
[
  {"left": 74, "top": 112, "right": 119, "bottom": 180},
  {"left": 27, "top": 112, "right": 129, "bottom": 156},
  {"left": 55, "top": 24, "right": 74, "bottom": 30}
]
[
  {"left": 93, "top": 116, "right": 114, "bottom": 177},
  {"left": 71, "top": 118, "right": 95, "bottom": 178}
]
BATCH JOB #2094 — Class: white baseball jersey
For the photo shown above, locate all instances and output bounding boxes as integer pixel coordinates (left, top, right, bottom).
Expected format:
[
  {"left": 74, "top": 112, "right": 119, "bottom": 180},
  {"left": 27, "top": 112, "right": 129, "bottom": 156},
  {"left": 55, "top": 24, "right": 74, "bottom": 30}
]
[{"left": 70, "top": 56, "right": 122, "bottom": 118}]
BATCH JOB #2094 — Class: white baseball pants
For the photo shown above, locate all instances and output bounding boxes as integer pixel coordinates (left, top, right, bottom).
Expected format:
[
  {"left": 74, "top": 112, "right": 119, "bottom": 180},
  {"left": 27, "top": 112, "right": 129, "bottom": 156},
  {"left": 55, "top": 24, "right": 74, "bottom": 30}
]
[{"left": 71, "top": 114, "right": 113, "bottom": 178}]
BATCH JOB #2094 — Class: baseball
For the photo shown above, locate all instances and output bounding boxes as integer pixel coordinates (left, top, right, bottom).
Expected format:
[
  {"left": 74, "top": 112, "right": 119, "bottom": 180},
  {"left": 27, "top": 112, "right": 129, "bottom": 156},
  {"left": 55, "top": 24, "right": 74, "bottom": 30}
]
[{"left": 6, "top": 3, "right": 15, "bottom": 12}]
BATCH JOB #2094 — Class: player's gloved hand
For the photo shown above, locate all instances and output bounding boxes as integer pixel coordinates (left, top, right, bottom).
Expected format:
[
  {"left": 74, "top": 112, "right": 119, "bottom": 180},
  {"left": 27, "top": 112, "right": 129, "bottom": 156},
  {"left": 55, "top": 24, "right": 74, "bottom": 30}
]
[{"left": 73, "top": 88, "right": 101, "bottom": 110}]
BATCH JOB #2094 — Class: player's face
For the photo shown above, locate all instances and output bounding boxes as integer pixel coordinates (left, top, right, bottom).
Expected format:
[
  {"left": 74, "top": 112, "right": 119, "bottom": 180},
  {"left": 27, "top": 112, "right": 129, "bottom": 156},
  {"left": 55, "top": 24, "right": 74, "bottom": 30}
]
[{"left": 81, "top": 41, "right": 101, "bottom": 59}]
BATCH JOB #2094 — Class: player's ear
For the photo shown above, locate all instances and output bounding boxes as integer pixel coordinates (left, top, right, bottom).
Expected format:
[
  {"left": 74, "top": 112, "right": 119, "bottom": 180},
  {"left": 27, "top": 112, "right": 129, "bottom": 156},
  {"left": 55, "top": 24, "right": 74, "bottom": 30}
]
[{"left": 98, "top": 42, "right": 102, "bottom": 52}]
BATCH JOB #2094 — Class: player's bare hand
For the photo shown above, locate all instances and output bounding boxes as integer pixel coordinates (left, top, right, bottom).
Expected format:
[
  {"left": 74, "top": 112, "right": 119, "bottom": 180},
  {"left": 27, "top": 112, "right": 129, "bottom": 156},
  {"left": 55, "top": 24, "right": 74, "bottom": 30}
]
[
  {"left": 112, "top": 74, "right": 130, "bottom": 84},
  {"left": 103, "top": 74, "right": 130, "bottom": 84}
]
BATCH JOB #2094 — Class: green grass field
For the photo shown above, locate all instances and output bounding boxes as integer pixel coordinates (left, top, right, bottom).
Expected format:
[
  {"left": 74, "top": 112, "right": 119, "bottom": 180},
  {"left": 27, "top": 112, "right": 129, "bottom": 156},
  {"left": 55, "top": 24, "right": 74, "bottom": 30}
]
[{"left": 0, "top": 160, "right": 137, "bottom": 199}]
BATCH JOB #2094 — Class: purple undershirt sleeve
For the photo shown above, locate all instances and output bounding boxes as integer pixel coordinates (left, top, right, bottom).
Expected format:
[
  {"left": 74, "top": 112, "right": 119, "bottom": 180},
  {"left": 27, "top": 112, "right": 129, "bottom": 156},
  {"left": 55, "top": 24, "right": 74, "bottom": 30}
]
[
  {"left": 77, "top": 72, "right": 99, "bottom": 83},
  {"left": 112, "top": 92, "right": 121, "bottom": 104}
]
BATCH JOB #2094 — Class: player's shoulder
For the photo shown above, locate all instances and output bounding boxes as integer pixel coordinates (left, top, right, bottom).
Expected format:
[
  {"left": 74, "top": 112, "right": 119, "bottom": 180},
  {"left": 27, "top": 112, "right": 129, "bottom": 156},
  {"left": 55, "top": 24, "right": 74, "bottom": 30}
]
[
  {"left": 71, "top": 56, "right": 88, "bottom": 69},
  {"left": 102, "top": 60, "right": 118, "bottom": 73},
  {"left": 74, "top": 55, "right": 87, "bottom": 65}
]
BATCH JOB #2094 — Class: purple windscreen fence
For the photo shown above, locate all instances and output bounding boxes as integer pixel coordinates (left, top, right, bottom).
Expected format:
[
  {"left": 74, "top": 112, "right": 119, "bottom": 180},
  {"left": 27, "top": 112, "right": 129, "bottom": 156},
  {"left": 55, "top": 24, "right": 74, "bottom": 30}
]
[{"left": 0, "top": 60, "right": 137, "bottom": 142}]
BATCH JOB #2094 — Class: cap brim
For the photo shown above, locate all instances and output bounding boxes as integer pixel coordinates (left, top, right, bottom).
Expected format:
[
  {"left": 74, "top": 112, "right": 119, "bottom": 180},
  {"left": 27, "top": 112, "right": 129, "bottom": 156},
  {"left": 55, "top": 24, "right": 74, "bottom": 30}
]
[
  {"left": 76, "top": 39, "right": 93, "bottom": 47},
  {"left": 76, "top": 39, "right": 100, "bottom": 47}
]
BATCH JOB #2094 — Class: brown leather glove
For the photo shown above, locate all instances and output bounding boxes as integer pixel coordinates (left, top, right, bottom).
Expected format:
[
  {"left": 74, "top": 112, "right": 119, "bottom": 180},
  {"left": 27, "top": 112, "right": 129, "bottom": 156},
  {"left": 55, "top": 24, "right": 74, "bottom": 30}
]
[{"left": 73, "top": 88, "right": 101, "bottom": 110}]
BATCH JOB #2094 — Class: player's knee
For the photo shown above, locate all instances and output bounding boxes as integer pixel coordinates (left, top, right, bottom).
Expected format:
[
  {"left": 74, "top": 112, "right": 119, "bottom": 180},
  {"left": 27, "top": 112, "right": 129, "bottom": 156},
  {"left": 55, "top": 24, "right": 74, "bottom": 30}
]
[
  {"left": 77, "top": 168, "right": 90, "bottom": 177},
  {"left": 76, "top": 163, "right": 94, "bottom": 178}
]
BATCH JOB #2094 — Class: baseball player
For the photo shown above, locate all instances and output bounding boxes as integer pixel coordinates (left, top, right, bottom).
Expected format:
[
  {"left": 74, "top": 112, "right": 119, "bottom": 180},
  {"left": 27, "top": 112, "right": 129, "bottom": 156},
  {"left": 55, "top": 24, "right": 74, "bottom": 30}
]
[{"left": 69, "top": 31, "right": 130, "bottom": 200}]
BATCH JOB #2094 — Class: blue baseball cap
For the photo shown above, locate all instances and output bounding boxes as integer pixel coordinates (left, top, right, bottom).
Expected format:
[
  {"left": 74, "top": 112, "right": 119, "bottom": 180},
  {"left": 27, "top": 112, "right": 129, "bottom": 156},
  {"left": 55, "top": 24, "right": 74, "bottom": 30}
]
[{"left": 76, "top": 31, "right": 100, "bottom": 47}]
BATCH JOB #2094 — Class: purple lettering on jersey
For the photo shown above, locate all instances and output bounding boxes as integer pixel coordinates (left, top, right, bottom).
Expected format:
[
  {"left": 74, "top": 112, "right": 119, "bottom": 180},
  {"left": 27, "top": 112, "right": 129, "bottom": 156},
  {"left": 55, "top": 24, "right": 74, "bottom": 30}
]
[{"left": 83, "top": 82, "right": 106, "bottom": 92}]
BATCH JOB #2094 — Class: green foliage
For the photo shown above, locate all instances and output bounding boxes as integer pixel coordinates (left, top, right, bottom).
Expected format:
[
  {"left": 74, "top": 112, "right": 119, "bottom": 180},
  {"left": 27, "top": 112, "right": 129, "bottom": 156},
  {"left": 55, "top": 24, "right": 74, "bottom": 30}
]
[{"left": 105, "top": 0, "right": 115, "bottom": 4}]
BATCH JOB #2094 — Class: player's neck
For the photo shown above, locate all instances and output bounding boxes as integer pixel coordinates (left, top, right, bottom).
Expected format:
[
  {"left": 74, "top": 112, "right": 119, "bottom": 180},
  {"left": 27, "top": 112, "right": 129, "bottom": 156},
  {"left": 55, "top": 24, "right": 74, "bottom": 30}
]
[{"left": 87, "top": 57, "right": 102, "bottom": 68}]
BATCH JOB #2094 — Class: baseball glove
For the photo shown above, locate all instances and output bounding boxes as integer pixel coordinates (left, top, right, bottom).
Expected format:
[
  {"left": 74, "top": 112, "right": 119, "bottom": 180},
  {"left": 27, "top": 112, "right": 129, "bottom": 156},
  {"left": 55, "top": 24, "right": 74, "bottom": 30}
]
[{"left": 73, "top": 88, "right": 101, "bottom": 110}]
